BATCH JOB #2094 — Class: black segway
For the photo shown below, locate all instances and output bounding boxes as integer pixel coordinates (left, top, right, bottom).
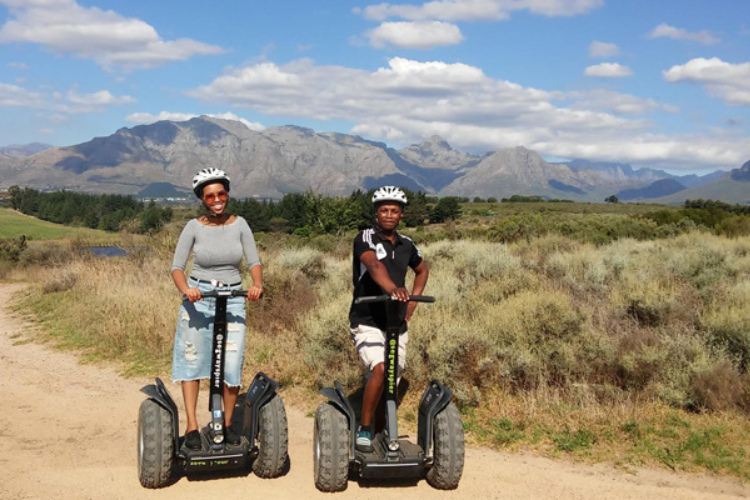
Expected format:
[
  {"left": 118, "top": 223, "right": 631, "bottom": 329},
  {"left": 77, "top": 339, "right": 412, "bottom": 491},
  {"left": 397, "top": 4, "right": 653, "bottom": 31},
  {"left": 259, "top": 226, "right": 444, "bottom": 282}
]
[
  {"left": 138, "top": 289, "right": 289, "bottom": 488},
  {"left": 313, "top": 295, "right": 464, "bottom": 491}
]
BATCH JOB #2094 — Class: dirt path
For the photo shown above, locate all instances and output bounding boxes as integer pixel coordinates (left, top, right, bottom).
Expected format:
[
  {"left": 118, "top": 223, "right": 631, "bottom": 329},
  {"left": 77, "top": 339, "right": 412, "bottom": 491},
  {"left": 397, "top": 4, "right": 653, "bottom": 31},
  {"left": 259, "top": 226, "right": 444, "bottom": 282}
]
[{"left": 0, "top": 282, "right": 747, "bottom": 500}]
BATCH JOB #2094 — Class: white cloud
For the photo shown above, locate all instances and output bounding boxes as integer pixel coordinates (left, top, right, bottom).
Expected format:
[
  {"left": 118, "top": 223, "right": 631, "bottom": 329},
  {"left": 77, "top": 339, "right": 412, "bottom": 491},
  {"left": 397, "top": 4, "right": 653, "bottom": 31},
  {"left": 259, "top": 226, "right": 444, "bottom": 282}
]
[
  {"left": 663, "top": 57, "right": 750, "bottom": 106},
  {"left": 588, "top": 41, "right": 619, "bottom": 58},
  {"left": 125, "top": 111, "right": 265, "bottom": 132},
  {"left": 210, "top": 112, "right": 266, "bottom": 131},
  {"left": 367, "top": 21, "right": 464, "bottom": 49},
  {"left": 0, "top": 81, "right": 46, "bottom": 108},
  {"left": 584, "top": 62, "right": 633, "bottom": 78},
  {"left": 0, "top": 0, "right": 224, "bottom": 70},
  {"left": 356, "top": 0, "right": 603, "bottom": 21},
  {"left": 7, "top": 61, "right": 28, "bottom": 69},
  {"left": 185, "top": 56, "right": 750, "bottom": 169},
  {"left": 126, "top": 111, "right": 197, "bottom": 124},
  {"left": 0, "top": 80, "right": 135, "bottom": 113},
  {"left": 67, "top": 89, "right": 135, "bottom": 107},
  {"left": 647, "top": 23, "right": 720, "bottom": 45},
  {"left": 568, "top": 89, "right": 679, "bottom": 116}
]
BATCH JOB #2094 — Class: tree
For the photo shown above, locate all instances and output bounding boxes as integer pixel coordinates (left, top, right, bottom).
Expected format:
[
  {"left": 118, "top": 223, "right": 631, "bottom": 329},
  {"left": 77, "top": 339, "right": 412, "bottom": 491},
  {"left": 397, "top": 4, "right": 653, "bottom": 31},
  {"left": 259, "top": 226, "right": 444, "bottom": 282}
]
[
  {"left": 8, "top": 185, "right": 20, "bottom": 209},
  {"left": 277, "top": 193, "right": 308, "bottom": 231},
  {"left": 401, "top": 189, "right": 428, "bottom": 227},
  {"left": 605, "top": 195, "right": 619, "bottom": 204},
  {"left": 430, "top": 196, "right": 462, "bottom": 223}
]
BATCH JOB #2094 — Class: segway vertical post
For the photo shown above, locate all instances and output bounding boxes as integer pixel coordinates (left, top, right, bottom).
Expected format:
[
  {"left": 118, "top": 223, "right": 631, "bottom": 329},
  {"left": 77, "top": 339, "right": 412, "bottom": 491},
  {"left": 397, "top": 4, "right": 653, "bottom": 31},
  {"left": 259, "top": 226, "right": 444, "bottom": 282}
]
[
  {"left": 208, "top": 290, "right": 230, "bottom": 449},
  {"left": 384, "top": 299, "right": 402, "bottom": 458}
]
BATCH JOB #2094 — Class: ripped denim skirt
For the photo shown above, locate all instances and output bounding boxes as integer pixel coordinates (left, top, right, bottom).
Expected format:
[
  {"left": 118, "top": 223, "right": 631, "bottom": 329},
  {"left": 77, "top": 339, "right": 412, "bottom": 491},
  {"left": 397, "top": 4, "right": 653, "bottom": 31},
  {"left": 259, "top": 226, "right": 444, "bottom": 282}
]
[{"left": 171, "top": 277, "right": 246, "bottom": 387}]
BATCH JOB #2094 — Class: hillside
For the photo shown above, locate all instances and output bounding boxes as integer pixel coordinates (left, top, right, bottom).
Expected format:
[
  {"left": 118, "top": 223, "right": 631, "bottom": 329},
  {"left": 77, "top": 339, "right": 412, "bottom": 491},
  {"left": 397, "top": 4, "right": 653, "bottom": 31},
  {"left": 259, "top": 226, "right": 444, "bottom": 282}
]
[
  {"left": 649, "top": 162, "right": 750, "bottom": 205},
  {"left": 616, "top": 178, "right": 687, "bottom": 201},
  {"left": 0, "top": 143, "right": 52, "bottom": 158}
]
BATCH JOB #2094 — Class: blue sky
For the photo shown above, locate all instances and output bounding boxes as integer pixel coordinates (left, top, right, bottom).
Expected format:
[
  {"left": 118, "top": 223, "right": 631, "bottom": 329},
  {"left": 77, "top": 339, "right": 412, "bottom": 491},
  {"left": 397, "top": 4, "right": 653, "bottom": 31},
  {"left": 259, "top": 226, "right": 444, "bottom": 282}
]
[{"left": 1, "top": 0, "right": 749, "bottom": 173}]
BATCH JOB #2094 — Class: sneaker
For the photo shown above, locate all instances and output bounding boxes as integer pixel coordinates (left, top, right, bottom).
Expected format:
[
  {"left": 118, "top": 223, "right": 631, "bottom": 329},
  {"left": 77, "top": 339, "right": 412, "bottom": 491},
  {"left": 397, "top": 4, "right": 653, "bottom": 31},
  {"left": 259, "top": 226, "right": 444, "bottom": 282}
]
[
  {"left": 355, "top": 427, "right": 374, "bottom": 452},
  {"left": 225, "top": 425, "right": 241, "bottom": 446},
  {"left": 185, "top": 430, "right": 202, "bottom": 451}
]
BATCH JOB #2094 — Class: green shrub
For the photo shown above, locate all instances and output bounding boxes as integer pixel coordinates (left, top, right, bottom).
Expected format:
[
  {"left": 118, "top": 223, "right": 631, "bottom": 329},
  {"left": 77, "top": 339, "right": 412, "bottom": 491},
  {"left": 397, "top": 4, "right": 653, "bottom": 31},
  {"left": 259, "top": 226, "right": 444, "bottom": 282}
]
[
  {"left": 717, "top": 216, "right": 750, "bottom": 238},
  {"left": 700, "top": 282, "right": 750, "bottom": 371}
]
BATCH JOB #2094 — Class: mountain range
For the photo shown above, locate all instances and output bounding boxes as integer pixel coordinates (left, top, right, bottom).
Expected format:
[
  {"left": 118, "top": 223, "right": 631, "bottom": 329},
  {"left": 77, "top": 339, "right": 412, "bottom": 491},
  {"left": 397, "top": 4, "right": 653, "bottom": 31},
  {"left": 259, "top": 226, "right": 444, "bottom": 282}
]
[{"left": 0, "top": 116, "right": 747, "bottom": 204}]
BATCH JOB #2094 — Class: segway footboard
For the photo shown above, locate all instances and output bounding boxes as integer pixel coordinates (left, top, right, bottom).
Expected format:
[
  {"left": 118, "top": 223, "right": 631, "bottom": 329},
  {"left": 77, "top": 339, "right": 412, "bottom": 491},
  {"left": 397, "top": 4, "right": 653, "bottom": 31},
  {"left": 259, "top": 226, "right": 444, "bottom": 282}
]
[
  {"left": 417, "top": 379, "right": 453, "bottom": 460},
  {"left": 357, "top": 438, "right": 426, "bottom": 479},
  {"left": 182, "top": 448, "right": 248, "bottom": 473}
]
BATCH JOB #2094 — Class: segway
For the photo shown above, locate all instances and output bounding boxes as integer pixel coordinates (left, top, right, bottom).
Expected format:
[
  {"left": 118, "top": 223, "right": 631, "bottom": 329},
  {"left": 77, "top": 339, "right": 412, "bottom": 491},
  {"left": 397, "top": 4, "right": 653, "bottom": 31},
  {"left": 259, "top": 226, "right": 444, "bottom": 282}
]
[
  {"left": 313, "top": 295, "right": 464, "bottom": 491},
  {"left": 138, "top": 289, "right": 289, "bottom": 488}
]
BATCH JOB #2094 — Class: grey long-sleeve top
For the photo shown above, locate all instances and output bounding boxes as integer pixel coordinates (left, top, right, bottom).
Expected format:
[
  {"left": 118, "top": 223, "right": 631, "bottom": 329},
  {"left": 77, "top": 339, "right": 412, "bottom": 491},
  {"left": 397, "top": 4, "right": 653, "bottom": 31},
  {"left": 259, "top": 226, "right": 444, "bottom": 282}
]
[{"left": 171, "top": 216, "right": 261, "bottom": 285}]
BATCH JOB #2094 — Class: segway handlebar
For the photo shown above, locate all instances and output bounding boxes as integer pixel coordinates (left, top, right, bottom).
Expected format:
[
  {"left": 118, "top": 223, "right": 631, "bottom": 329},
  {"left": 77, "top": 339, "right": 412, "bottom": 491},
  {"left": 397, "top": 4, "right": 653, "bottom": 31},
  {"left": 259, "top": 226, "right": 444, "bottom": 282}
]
[
  {"left": 182, "top": 290, "right": 261, "bottom": 300},
  {"left": 354, "top": 294, "right": 435, "bottom": 305},
  {"left": 199, "top": 290, "right": 248, "bottom": 298}
]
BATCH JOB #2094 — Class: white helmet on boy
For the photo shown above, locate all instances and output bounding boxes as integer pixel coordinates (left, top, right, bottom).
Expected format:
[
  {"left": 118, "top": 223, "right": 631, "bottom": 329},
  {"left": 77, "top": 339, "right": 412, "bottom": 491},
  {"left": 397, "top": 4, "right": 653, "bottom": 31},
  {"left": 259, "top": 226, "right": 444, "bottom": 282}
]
[
  {"left": 192, "top": 168, "right": 230, "bottom": 198},
  {"left": 371, "top": 186, "right": 407, "bottom": 205}
]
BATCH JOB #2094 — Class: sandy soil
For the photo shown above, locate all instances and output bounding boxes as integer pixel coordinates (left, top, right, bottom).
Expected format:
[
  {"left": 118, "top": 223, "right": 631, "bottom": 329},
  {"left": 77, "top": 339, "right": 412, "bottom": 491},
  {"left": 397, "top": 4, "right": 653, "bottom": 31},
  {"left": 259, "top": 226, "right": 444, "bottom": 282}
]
[{"left": 0, "top": 282, "right": 747, "bottom": 500}]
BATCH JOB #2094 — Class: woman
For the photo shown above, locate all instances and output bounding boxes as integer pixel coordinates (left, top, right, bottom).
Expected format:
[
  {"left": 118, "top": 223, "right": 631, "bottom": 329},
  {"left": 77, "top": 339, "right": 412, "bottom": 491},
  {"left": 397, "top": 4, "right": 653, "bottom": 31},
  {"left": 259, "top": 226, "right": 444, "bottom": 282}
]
[{"left": 170, "top": 167, "right": 263, "bottom": 451}]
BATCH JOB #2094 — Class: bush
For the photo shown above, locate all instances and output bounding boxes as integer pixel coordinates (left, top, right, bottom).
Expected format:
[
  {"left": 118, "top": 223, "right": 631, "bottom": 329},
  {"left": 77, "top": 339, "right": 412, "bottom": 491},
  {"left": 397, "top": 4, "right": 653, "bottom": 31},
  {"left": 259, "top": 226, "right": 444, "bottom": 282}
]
[
  {"left": 717, "top": 216, "right": 750, "bottom": 238},
  {"left": 0, "top": 236, "right": 26, "bottom": 262},
  {"left": 690, "top": 361, "right": 745, "bottom": 411},
  {"left": 700, "top": 282, "right": 750, "bottom": 371}
]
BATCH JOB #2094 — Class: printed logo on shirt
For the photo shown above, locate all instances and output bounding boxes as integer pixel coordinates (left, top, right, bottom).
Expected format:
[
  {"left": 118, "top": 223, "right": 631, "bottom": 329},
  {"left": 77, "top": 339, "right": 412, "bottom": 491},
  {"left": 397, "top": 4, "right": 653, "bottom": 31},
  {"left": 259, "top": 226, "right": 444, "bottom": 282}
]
[{"left": 375, "top": 243, "right": 387, "bottom": 260}]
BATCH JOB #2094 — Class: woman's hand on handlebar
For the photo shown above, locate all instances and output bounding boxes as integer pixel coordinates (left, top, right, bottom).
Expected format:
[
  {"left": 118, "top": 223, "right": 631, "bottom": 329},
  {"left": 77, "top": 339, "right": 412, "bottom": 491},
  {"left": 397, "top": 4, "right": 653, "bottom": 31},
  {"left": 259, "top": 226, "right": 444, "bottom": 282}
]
[
  {"left": 247, "top": 283, "right": 263, "bottom": 302},
  {"left": 184, "top": 288, "right": 202, "bottom": 302}
]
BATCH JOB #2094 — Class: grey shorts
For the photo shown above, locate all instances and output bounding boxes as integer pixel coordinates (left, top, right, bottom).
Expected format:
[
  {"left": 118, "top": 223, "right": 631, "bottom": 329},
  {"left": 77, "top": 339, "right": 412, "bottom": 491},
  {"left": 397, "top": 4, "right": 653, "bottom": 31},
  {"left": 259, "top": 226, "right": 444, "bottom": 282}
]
[{"left": 351, "top": 324, "right": 408, "bottom": 377}]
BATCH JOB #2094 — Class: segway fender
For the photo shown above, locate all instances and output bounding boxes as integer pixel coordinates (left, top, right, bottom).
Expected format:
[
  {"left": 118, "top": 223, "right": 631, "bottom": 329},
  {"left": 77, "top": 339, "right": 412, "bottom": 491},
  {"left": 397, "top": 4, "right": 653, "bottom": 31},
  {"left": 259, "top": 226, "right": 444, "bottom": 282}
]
[
  {"left": 243, "top": 372, "right": 278, "bottom": 443},
  {"left": 319, "top": 380, "right": 357, "bottom": 459},
  {"left": 417, "top": 379, "right": 453, "bottom": 460},
  {"left": 140, "top": 377, "right": 180, "bottom": 454}
]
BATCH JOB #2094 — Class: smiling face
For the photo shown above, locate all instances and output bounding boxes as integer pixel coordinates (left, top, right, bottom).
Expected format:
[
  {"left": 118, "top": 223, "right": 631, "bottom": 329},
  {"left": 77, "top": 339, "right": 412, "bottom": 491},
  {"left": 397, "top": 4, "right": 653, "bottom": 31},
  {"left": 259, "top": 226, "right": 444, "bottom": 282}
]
[
  {"left": 201, "top": 182, "right": 229, "bottom": 216},
  {"left": 375, "top": 201, "right": 403, "bottom": 232}
]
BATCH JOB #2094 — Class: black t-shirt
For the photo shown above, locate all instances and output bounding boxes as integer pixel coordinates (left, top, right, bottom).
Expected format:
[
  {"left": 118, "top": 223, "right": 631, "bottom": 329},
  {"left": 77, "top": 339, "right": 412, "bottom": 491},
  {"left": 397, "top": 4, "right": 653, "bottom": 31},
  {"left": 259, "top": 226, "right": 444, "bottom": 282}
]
[{"left": 349, "top": 226, "right": 423, "bottom": 333}]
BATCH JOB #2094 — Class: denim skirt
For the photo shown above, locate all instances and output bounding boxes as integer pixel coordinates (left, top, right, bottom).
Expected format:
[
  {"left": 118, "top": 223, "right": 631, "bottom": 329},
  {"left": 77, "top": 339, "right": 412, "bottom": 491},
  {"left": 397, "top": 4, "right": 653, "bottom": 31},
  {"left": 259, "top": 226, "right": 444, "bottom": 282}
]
[{"left": 171, "top": 277, "right": 246, "bottom": 387}]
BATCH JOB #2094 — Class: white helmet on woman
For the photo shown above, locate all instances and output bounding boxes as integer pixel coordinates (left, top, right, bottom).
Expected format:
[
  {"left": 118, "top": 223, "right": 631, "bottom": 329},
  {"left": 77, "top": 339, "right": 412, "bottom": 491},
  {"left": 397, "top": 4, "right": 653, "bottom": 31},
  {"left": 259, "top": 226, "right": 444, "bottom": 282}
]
[
  {"left": 371, "top": 186, "right": 407, "bottom": 205},
  {"left": 192, "top": 168, "right": 230, "bottom": 198}
]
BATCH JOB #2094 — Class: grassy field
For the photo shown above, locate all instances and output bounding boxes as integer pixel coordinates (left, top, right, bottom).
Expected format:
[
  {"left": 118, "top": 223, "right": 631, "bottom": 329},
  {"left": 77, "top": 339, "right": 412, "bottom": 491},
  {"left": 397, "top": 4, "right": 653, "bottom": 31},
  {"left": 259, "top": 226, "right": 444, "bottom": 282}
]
[
  {"left": 3, "top": 206, "right": 750, "bottom": 479},
  {"left": 0, "top": 208, "right": 119, "bottom": 241}
]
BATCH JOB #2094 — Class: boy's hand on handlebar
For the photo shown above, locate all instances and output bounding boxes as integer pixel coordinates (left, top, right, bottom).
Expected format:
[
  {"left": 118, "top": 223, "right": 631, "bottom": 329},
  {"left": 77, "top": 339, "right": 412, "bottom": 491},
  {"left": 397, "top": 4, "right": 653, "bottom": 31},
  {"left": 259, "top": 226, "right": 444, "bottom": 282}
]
[
  {"left": 247, "top": 284, "right": 263, "bottom": 301},
  {"left": 389, "top": 286, "right": 410, "bottom": 302},
  {"left": 184, "top": 288, "right": 202, "bottom": 302}
]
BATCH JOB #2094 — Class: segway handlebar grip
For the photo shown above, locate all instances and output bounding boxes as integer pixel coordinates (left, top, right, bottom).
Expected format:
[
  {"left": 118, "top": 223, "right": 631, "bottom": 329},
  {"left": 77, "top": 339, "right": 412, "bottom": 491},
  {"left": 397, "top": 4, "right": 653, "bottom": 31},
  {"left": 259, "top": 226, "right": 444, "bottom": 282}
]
[{"left": 354, "top": 294, "right": 435, "bottom": 305}]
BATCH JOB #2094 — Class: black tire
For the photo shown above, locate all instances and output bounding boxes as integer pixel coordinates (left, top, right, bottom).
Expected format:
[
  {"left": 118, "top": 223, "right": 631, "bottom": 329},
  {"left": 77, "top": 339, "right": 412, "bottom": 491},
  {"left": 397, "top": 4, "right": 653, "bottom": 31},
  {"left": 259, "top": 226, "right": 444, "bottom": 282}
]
[
  {"left": 252, "top": 395, "right": 289, "bottom": 478},
  {"left": 425, "top": 402, "right": 464, "bottom": 490},
  {"left": 137, "top": 399, "right": 175, "bottom": 488},
  {"left": 313, "top": 403, "right": 349, "bottom": 492}
]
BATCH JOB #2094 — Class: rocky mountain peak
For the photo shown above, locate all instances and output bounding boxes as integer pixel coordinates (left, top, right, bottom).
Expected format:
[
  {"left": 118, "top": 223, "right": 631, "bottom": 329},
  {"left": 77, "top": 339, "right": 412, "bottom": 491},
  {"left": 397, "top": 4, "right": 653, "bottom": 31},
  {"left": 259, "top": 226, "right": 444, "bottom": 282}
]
[
  {"left": 426, "top": 135, "right": 452, "bottom": 151},
  {"left": 731, "top": 159, "right": 750, "bottom": 181},
  {"left": 397, "top": 135, "right": 476, "bottom": 170}
]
